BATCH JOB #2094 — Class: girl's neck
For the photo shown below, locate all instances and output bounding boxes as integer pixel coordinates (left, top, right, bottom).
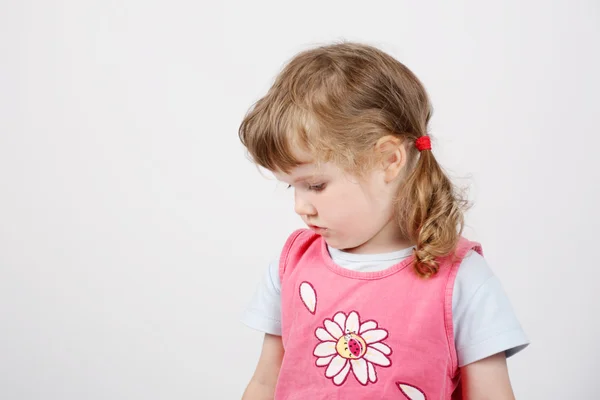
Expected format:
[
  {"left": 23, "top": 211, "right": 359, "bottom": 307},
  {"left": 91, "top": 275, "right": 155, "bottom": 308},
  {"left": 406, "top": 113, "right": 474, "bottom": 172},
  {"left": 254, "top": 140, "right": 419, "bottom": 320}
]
[{"left": 340, "top": 219, "right": 413, "bottom": 255}]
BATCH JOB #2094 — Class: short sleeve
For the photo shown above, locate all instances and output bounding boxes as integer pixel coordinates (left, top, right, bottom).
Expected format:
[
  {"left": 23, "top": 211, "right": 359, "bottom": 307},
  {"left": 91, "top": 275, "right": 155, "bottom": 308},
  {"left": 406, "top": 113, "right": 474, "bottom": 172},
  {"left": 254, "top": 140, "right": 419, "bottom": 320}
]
[
  {"left": 452, "top": 251, "right": 530, "bottom": 367},
  {"left": 240, "top": 257, "right": 283, "bottom": 336}
]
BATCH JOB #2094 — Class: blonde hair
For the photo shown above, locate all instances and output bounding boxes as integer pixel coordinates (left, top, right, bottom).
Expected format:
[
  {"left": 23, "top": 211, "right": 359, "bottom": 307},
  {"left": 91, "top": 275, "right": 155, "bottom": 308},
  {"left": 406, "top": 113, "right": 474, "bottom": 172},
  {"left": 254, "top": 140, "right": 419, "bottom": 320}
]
[{"left": 238, "top": 42, "right": 468, "bottom": 278}]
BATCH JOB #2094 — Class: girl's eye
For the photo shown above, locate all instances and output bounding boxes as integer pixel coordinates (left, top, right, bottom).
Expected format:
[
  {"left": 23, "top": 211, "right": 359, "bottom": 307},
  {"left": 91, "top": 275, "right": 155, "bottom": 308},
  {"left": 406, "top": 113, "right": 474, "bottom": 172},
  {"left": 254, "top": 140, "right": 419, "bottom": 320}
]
[
  {"left": 308, "top": 183, "right": 326, "bottom": 192},
  {"left": 286, "top": 183, "right": 327, "bottom": 192}
]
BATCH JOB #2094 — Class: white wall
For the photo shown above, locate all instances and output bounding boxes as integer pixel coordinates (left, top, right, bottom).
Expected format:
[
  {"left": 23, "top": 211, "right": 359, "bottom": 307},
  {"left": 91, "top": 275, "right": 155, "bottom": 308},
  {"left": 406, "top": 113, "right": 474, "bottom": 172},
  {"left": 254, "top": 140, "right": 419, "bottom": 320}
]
[{"left": 1, "top": 0, "right": 598, "bottom": 398}]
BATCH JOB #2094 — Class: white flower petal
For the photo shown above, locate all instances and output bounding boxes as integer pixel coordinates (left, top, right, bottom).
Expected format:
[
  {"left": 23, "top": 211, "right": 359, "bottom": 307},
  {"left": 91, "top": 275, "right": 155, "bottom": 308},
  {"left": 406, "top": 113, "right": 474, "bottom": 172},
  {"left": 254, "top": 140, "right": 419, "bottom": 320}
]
[
  {"left": 299, "top": 282, "right": 317, "bottom": 313},
  {"left": 363, "top": 346, "right": 391, "bottom": 367},
  {"left": 398, "top": 383, "right": 426, "bottom": 400},
  {"left": 315, "top": 327, "right": 335, "bottom": 342},
  {"left": 362, "top": 329, "right": 389, "bottom": 344},
  {"left": 369, "top": 342, "right": 392, "bottom": 355},
  {"left": 333, "top": 361, "right": 351, "bottom": 386},
  {"left": 333, "top": 312, "right": 347, "bottom": 332},
  {"left": 325, "top": 355, "right": 347, "bottom": 378},
  {"left": 324, "top": 319, "right": 343, "bottom": 339},
  {"left": 367, "top": 361, "right": 377, "bottom": 383},
  {"left": 313, "top": 341, "right": 336, "bottom": 357},
  {"left": 345, "top": 311, "right": 360, "bottom": 334},
  {"left": 359, "top": 320, "right": 377, "bottom": 333},
  {"left": 316, "top": 355, "right": 333, "bottom": 366},
  {"left": 350, "top": 358, "right": 368, "bottom": 385}
]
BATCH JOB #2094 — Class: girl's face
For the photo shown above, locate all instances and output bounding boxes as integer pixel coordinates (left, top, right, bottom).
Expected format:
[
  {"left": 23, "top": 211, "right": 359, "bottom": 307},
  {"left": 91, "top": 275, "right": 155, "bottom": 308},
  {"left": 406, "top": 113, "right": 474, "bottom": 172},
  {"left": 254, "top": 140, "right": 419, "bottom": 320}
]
[{"left": 274, "top": 158, "right": 411, "bottom": 254}]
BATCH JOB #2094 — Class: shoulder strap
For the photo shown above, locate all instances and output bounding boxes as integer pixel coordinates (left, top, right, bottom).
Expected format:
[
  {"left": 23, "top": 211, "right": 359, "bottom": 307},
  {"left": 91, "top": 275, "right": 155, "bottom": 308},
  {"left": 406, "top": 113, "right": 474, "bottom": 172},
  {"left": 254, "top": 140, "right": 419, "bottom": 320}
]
[
  {"left": 278, "top": 229, "right": 320, "bottom": 284},
  {"left": 444, "top": 237, "right": 484, "bottom": 379}
]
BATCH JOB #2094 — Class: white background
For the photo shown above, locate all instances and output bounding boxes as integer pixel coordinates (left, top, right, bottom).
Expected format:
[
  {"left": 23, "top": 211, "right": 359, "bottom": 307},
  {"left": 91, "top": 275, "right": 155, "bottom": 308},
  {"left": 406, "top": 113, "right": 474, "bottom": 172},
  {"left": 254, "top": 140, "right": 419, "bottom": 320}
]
[{"left": 1, "top": 0, "right": 599, "bottom": 399}]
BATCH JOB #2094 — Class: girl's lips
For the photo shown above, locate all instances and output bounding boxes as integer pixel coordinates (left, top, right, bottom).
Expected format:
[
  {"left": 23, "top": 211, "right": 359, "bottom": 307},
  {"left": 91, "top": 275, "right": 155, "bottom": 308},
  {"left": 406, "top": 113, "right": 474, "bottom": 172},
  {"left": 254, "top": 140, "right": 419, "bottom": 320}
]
[{"left": 308, "top": 225, "right": 328, "bottom": 234}]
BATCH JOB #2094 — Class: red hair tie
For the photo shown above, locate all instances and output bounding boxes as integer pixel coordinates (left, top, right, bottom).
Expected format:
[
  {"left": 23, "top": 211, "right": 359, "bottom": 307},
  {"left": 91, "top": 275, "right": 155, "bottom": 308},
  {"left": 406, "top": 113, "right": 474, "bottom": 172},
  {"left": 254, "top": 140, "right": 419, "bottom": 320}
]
[{"left": 415, "top": 135, "right": 431, "bottom": 152}]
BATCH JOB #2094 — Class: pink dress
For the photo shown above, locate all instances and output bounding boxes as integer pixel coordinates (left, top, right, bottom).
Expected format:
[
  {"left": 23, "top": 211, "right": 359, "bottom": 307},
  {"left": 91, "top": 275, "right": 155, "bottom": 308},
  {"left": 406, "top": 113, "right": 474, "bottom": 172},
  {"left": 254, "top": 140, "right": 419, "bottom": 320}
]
[{"left": 274, "top": 229, "right": 483, "bottom": 400}]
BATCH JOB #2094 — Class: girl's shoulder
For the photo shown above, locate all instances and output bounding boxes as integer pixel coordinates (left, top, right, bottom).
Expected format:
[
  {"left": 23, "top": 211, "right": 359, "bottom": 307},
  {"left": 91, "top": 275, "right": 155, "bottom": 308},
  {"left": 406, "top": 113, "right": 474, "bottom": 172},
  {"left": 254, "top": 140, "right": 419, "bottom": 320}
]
[{"left": 453, "top": 249, "right": 530, "bottom": 366}]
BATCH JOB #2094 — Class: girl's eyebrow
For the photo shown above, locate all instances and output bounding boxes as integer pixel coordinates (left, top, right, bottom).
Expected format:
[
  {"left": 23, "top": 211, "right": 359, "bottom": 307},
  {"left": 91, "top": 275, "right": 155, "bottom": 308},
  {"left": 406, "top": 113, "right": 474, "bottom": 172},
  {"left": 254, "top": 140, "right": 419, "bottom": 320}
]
[
  {"left": 291, "top": 177, "right": 309, "bottom": 185},
  {"left": 274, "top": 175, "right": 318, "bottom": 186},
  {"left": 292, "top": 173, "right": 326, "bottom": 184}
]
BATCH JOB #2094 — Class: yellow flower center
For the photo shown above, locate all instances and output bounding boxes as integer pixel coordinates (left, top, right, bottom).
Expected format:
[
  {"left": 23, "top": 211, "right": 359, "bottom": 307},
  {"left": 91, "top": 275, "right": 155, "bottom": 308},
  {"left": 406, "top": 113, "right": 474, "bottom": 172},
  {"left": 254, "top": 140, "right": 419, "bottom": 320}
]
[{"left": 336, "top": 332, "right": 367, "bottom": 359}]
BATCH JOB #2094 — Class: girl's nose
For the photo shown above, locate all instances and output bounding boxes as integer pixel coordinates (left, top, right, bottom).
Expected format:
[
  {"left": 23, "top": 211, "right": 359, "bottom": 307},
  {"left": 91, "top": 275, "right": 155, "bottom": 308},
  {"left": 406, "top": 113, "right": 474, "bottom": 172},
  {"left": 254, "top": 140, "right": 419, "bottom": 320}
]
[{"left": 294, "top": 191, "right": 317, "bottom": 217}]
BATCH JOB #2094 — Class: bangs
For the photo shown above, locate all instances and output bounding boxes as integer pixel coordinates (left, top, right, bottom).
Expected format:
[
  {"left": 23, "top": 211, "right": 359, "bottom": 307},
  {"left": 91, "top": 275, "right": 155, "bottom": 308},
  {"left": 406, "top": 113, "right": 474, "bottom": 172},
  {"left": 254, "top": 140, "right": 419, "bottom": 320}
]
[{"left": 238, "top": 93, "right": 322, "bottom": 173}]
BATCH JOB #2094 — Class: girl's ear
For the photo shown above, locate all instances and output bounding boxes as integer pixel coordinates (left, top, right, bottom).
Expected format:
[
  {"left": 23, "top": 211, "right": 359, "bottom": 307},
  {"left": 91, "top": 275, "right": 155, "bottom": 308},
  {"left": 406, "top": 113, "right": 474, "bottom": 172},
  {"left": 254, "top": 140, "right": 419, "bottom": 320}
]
[{"left": 374, "top": 135, "right": 407, "bottom": 183}]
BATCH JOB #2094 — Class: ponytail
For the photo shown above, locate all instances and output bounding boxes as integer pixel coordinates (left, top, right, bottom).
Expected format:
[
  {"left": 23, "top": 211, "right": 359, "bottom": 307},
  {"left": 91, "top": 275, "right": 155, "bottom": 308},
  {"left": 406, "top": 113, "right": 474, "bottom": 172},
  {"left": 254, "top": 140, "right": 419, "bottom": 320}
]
[{"left": 396, "top": 140, "right": 468, "bottom": 278}]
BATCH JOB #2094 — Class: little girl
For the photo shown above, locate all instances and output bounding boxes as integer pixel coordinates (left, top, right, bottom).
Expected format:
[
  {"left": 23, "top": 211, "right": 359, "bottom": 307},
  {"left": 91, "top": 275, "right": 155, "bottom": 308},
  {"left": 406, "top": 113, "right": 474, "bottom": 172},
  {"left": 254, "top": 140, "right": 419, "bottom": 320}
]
[{"left": 238, "top": 42, "right": 529, "bottom": 400}]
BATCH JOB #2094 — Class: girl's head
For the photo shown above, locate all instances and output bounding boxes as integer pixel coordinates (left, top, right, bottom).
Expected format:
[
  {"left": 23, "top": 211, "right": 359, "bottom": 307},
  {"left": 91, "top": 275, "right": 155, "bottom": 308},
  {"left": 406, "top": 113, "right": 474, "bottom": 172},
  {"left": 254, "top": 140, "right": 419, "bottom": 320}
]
[{"left": 239, "top": 42, "right": 467, "bottom": 277}]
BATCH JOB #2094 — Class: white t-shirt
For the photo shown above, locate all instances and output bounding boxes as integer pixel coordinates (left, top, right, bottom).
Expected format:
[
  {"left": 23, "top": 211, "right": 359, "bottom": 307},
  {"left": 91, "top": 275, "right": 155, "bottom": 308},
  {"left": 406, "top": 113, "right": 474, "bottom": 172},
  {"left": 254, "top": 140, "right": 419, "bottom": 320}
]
[{"left": 242, "top": 245, "right": 529, "bottom": 367}]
